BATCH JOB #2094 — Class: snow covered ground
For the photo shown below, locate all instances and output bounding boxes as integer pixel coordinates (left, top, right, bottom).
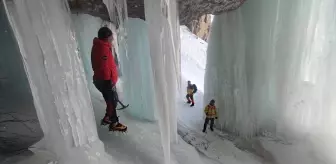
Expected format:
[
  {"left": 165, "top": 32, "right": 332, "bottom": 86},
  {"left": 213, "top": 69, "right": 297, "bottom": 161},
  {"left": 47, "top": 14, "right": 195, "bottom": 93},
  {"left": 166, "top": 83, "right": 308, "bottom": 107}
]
[
  {"left": 178, "top": 26, "right": 263, "bottom": 164},
  {"left": 3, "top": 82, "right": 211, "bottom": 164}
]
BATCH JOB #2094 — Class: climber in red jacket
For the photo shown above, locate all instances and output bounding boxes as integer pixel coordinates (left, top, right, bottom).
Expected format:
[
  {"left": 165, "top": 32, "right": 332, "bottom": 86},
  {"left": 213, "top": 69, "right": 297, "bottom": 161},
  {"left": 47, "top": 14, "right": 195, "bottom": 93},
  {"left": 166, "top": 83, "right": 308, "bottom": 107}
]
[{"left": 91, "top": 27, "right": 127, "bottom": 132}]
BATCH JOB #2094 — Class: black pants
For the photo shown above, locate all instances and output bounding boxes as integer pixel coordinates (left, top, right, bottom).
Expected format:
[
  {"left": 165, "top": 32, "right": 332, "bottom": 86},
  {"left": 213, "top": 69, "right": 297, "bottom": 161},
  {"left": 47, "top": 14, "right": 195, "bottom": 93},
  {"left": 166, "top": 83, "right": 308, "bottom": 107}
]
[
  {"left": 93, "top": 80, "right": 119, "bottom": 123},
  {"left": 203, "top": 118, "right": 214, "bottom": 132}
]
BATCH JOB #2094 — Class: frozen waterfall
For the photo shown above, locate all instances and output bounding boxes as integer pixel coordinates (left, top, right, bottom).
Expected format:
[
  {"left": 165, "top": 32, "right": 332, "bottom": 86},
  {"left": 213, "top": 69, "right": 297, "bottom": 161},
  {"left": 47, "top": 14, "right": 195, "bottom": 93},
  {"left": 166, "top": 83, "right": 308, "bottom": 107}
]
[
  {"left": 3, "top": 0, "right": 113, "bottom": 163},
  {"left": 144, "top": 0, "right": 180, "bottom": 163},
  {"left": 119, "top": 18, "right": 157, "bottom": 121},
  {"left": 205, "top": 0, "right": 336, "bottom": 163}
]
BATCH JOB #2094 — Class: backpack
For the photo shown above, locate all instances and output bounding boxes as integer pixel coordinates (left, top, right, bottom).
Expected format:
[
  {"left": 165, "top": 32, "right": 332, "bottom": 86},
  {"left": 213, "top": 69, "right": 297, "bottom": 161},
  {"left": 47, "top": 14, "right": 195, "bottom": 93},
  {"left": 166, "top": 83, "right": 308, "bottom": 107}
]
[{"left": 192, "top": 84, "right": 197, "bottom": 93}]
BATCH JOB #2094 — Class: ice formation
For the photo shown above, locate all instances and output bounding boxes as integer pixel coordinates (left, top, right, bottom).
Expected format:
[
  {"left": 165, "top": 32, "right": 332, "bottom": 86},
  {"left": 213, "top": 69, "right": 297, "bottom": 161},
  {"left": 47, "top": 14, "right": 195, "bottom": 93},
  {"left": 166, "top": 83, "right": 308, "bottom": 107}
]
[
  {"left": 71, "top": 14, "right": 107, "bottom": 84},
  {"left": 0, "top": 1, "right": 43, "bottom": 154},
  {"left": 144, "top": 0, "right": 180, "bottom": 163},
  {"left": 3, "top": 0, "right": 113, "bottom": 163},
  {"left": 205, "top": 0, "right": 336, "bottom": 162},
  {"left": 120, "top": 18, "right": 157, "bottom": 120}
]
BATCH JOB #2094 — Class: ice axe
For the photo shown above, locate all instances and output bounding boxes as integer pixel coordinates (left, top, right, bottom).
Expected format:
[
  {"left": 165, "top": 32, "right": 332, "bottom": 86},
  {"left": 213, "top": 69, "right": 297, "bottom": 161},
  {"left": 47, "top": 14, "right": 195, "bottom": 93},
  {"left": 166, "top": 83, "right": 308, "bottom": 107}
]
[
  {"left": 114, "top": 90, "right": 129, "bottom": 110},
  {"left": 117, "top": 99, "right": 129, "bottom": 110}
]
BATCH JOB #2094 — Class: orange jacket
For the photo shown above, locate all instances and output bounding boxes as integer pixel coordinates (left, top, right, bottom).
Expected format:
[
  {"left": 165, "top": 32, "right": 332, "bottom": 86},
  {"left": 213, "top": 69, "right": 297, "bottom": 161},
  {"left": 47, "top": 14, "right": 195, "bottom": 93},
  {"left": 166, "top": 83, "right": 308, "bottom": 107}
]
[
  {"left": 187, "top": 85, "right": 194, "bottom": 95},
  {"left": 204, "top": 105, "right": 217, "bottom": 118}
]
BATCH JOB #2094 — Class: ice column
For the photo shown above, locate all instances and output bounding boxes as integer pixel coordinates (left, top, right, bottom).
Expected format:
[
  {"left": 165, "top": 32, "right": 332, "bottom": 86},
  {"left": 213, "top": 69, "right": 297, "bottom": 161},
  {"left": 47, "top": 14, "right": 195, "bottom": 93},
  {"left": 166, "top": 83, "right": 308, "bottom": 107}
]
[
  {"left": 118, "top": 18, "right": 156, "bottom": 120},
  {"left": 206, "top": 0, "right": 336, "bottom": 158},
  {"left": 4, "top": 0, "right": 113, "bottom": 163},
  {"left": 205, "top": 10, "right": 252, "bottom": 136},
  {"left": 144, "top": 0, "right": 180, "bottom": 163},
  {"left": 0, "top": 1, "right": 43, "bottom": 154}
]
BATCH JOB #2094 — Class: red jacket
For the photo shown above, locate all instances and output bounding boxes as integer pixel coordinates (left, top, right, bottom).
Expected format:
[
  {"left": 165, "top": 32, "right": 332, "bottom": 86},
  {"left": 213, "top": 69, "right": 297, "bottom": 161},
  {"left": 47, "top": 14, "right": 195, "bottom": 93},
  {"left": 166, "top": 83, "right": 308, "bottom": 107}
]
[{"left": 91, "top": 38, "right": 118, "bottom": 85}]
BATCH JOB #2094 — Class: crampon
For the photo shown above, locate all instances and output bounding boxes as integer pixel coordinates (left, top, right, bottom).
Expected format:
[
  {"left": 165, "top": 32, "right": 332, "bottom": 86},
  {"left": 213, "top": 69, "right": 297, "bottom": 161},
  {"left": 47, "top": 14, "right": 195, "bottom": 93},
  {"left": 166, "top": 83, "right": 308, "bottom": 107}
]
[{"left": 109, "top": 123, "right": 127, "bottom": 133}]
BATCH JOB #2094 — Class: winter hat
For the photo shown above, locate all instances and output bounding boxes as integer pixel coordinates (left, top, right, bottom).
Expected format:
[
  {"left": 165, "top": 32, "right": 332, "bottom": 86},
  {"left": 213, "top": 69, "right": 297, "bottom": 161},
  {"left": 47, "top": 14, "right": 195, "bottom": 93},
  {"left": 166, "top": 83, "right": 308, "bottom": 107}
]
[{"left": 98, "top": 27, "right": 112, "bottom": 39}]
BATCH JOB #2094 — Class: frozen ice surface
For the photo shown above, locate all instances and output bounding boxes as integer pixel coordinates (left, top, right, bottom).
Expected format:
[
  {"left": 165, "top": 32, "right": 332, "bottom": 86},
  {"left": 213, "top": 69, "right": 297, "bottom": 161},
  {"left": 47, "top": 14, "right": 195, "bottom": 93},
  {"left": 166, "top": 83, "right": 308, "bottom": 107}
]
[
  {"left": 205, "top": 9, "right": 251, "bottom": 137},
  {"left": 71, "top": 14, "right": 103, "bottom": 84},
  {"left": 205, "top": 0, "right": 336, "bottom": 163},
  {"left": 119, "top": 18, "right": 156, "bottom": 121},
  {"left": 0, "top": 1, "right": 43, "bottom": 153},
  {"left": 144, "top": 0, "right": 180, "bottom": 163},
  {"left": 4, "top": 0, "right": 113, "bottom": 163}
]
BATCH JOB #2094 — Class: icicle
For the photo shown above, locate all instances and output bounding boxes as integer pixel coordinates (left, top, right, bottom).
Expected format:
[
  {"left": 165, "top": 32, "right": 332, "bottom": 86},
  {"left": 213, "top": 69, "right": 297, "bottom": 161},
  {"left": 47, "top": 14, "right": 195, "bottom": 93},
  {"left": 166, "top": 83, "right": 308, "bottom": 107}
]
[
  {"left": 144, "top": 0, "right": 180, "bottom": 163},
  {"left": 4, "top": 0, "right": 113, "bottom": 163},
  {"left": 206, "top": 0, "right": 336, "bottom": 162}
]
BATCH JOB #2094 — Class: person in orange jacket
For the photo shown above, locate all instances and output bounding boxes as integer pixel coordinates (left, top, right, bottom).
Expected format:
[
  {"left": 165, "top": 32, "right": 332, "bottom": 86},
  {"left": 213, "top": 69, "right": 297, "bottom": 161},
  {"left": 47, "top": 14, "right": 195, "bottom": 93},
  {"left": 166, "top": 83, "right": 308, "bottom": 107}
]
[
  {"left": 186, "top": 81, "right": 197, "bottom": 107},
  {"left": 202, "top": 99, "right": 218, "bottom": 133},
  {"left": 91, "top": 27, "right": 127, "bottom": 132}
]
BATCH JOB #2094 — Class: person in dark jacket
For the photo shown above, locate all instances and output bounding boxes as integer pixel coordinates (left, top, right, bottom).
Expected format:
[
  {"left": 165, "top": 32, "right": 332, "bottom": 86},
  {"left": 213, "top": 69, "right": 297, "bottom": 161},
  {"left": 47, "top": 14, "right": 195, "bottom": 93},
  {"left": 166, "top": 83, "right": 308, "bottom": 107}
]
[{"left": 91, "top": 27, "right": 127, "bottom": 132}]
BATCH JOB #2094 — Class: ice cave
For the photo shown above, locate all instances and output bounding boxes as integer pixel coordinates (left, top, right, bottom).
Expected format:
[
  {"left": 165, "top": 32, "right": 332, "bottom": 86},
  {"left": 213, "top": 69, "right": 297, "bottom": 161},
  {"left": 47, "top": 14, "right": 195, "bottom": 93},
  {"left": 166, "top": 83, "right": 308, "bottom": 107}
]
[{"left": 1, "top": 0, "right": 336, "bottom": 164}]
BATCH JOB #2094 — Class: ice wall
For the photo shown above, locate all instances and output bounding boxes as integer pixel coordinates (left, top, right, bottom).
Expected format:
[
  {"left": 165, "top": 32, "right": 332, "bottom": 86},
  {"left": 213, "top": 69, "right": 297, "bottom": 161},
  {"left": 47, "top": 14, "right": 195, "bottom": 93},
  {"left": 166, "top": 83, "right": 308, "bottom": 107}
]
[
  {"left": 119, "top": 18, "right": 156, "bottom": 121},
  {"left": 144, "top": 0, "right": 180, "bottom": 163},
  {"left": 72, "top": 13, "right": 157, "bottom": 121},
  {"left": 71, "top": 14, "right": 116, "bottom": 87},
  {"left": 4, "top": 0, "right": 113, "bottom": 163},
  {"left": 71, "top": 14, "right": 103, "bottom": 84},
  {"left": 205, "top": 9, "right": 251, "bottom": 136},
  {"left": 0, "top": 1, "right": 43, "bottom": 154},
  {"left": 205, "top": 0, "right": 336, "bottom": 162}
]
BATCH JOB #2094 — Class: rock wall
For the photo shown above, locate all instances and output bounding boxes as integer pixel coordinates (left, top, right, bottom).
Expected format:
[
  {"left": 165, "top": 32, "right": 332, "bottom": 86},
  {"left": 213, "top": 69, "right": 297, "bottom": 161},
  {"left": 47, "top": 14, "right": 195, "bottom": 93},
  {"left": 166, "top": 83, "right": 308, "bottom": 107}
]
[
  {"left": 68, "top": 0, "right": 245, "bottom": 29},
  {"left": 187, "top": 14, "right": 211, "bottom": 41},
  {"left": 178, "top": 0, "right": 246, "bottom": 25}
]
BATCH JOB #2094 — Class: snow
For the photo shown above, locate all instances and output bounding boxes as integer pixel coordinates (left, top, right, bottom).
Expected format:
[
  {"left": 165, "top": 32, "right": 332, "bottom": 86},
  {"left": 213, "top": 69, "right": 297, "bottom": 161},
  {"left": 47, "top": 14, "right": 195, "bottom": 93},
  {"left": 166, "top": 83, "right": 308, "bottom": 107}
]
[
  {"left": 178, "top": 26, "right": 263, "bottom": 164},
  {"left": 90, "top": 81, "right": 212, "bottom": 164},
  {"left": 180, "top": 26, "right": 207, "bottom": 92},
  {"left": 3, "top": 81, "right": 211, "bottom": 164}
]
